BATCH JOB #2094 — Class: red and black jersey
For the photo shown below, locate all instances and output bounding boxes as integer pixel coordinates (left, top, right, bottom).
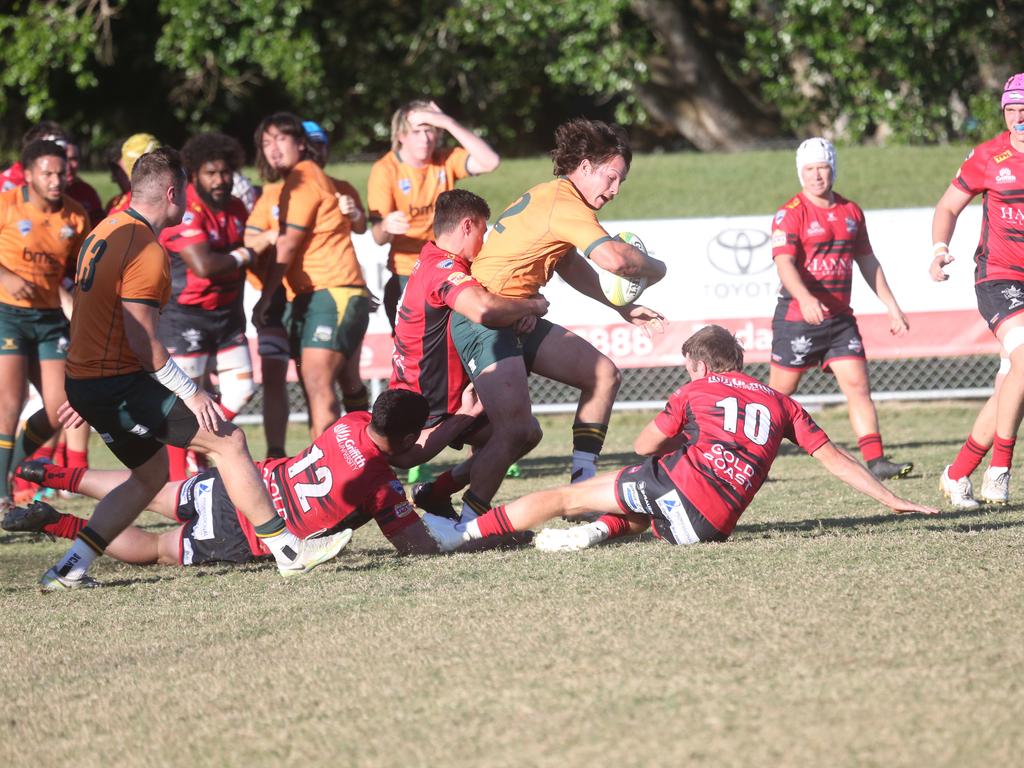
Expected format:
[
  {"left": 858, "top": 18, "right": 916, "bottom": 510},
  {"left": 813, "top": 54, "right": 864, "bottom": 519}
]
[
  {"left": 953, "top": 132, "right": 1024, "bottom": 283},
  {"left": 391, "top": 241, "right": 481, "bottom": 419},
  {"left": 0, "top": 162, "right": 24, "bottom": 192},
  {"left": 158, "top": 184, "right": 247, "bottom": 311},
  {"left": 653, "top": 371, "right": 829, "bottom": 536},
  {"left": 65, "top": 177, "right": 104, "bottom": 227},
  {"left": 106, "top": 191, "right": 131, "bottom": 216},
  {"left": 240, "top": 412, "right": 418, "bottom": 554},
  {"left": 770, "top": 192, "right": 872, "bottom": 321}
]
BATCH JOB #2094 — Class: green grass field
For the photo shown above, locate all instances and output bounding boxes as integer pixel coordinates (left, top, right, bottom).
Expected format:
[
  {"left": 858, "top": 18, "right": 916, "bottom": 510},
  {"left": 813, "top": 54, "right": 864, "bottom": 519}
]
[
  {"left": 3, "top": 402, "right": 1022, "bottom": 767},
  {"left": 80, "top": 142, "right": 975, "bottom": 221}
]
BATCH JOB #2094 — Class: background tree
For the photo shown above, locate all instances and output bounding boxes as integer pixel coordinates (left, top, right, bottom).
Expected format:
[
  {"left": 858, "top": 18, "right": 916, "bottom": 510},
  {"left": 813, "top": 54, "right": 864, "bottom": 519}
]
[{"left": 1, "top": 0, "right": 1020, "bottom": 163}]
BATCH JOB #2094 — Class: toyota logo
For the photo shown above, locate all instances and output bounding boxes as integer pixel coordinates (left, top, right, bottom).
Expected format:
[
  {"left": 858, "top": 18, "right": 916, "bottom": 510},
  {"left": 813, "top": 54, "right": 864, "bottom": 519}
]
[{"left": 706, "top": 228, "right": 774, "bottom": 275}]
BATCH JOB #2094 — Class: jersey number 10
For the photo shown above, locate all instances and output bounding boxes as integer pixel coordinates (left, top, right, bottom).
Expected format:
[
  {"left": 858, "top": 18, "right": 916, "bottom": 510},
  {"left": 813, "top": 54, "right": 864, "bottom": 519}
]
[{"left": 715, "top": 397, "right": 771, "bottom": 446}]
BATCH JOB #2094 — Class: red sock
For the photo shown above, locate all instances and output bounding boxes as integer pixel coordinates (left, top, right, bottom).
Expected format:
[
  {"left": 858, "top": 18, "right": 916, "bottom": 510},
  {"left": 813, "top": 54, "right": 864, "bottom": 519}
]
[
  {"left": 35, "top": 463, "right": 87, "bottom": 494},
  {"left": 857, "top": 433, "right": 884, "bottom": 463},
  {"left": 42, "top": 513, "right": 87, "bottom": 540},
  {"left": 949, "top": 436, "right": 989, "bottom": 480},
  {"left": 35, "top": 444, "right": 56, "bottom": 463},
  {"left": 475, "top": 505, "right": 515, "bottom": 537},
  {"left": 167, "top": 446, "right": 189, "bottom": 481},
  {"left": 596, "top": 514, "right": 632, "bottom": 539},
  {"left": 991, "top": 436, "right": 1016, "bottom": 469},
  {"left": 54, "top": 442, "right": 67, "bottom": 466},
  {"left": 220, "top": 406, "right": 238, "bottom": 421},
  {"left": 65, "top": 449, "right": 88, "bottom": 469}
]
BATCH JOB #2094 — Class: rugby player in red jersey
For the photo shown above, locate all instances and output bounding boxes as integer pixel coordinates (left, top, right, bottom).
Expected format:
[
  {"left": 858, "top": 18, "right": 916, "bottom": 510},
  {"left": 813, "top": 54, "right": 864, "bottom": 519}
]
[
  {"left": 421, "top": 325, "right": 937, "bottom": 552},
  {"left": 390, "top": 190, "right": 548, "bottom": 518},
  {"left": 158, "top": 132, "right": 256, "bottom": 480},
  {"left": 62, "top": 136, "right": 104, "bottom": 226},
  {"left": 6, "top": 389, "right": 494, "bottom": 562},
  {"left": 768, "top": 138, "right": 913, "bottom": 481},
  {"left": 932, "top": 72, "right": 1024, "bottom": 508}
]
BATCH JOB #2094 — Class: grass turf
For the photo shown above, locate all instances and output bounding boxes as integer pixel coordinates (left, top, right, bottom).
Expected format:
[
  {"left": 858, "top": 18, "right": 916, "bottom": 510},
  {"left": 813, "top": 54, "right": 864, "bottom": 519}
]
[
  {"left": 79, "top": 142, "right": 974, "bottom": 222},
  {"left": 2, "top": 401, "right": 1022, "bottom": 767}
]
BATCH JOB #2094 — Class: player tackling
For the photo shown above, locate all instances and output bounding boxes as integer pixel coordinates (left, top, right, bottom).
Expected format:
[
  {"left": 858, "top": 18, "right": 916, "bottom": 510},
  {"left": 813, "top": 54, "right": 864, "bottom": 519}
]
[{"left": 422, "top": 325, "right": 938, "bottom": 552}]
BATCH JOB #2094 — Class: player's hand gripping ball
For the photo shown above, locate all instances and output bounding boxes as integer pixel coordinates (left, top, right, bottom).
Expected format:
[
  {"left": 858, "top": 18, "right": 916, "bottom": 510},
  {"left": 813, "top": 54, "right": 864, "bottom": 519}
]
[{"left": 599, "top": 232, "right": 650, "bottom": 306}]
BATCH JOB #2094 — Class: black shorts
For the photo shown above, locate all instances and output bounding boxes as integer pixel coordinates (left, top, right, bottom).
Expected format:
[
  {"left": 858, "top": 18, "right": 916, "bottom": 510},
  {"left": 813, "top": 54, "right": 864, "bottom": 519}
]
[
  {"left": 66, "top": 372, "right": 199, "bottom": 469},
  {"left": 614, "top": 457, "right": 726, "bottom": 544},
  {"left": 159, "top": 304, "right": 247, "bottom": 376},
  {"left": 176, "top": 469, "right": 260, "bottom": 566},
  {"left": 975, "top": 279, "right": 1024, "bottom": 332},
  {"left": 770, "top": 309, "right": 865, "bottom": 372},
  {"left": 383, "top": 273, "right": 410, "bottom": 333}
]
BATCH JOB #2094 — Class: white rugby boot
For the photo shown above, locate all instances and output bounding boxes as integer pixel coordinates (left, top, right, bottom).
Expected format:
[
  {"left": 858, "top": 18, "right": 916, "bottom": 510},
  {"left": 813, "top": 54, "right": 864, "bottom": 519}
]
[
  {"left": 939, "top": 466, "right": 980, "bottom": 511},
  {"left": 277, "top": 529, "right": 352, "bottom": 578},
  {"left": 39, "top": 567, "right": 100, "bottom": 592},
  {"left": 980, "top": 466, "right": 1010, "bottom": 505},
  {"left": 421, "top": 513, "right": 470, "bottom": 553},
  {"left": 535, "top": 522, "right": 609, "bottom": 552}
]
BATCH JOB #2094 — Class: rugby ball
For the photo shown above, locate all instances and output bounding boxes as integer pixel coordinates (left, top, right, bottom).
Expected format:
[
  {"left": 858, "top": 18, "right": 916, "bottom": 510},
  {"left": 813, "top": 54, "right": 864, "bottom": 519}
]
[{"left": 598, "top": 232, "right": 649, "bottom": 306}]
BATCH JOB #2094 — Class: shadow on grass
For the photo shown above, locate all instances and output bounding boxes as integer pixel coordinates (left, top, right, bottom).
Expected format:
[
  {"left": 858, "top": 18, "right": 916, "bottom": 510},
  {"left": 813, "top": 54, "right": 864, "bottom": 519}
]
[{"left": 737, "top": 505, "right": 1023, "bottom": 537}]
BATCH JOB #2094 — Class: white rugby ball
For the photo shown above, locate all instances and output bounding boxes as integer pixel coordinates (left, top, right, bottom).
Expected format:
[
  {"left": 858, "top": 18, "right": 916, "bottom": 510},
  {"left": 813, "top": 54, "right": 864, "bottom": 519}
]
[{"left": 598, "top": 231, "right": 649, "bottom": 306}]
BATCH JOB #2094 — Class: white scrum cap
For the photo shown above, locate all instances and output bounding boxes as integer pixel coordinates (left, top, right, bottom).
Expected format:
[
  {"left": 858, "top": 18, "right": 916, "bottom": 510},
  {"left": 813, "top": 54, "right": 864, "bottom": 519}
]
[{"left": 795, "top": 137, "right": 837, "bottom": 184}]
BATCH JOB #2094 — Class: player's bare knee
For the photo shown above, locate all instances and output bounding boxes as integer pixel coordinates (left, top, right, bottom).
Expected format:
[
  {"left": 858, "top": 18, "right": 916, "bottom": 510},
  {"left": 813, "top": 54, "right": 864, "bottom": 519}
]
[{"left": 595, "top": 355, "right": 622, "bottom": 396}]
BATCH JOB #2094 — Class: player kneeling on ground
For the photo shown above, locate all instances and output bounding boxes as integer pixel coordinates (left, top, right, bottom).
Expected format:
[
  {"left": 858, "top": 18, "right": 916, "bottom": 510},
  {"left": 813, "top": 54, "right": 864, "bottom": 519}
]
[
  {"left": 5, "top": 389, "right": 498, "bottom": 566},
  {"left": 421, "top": 325, "right": 938, "bottom": 552}
]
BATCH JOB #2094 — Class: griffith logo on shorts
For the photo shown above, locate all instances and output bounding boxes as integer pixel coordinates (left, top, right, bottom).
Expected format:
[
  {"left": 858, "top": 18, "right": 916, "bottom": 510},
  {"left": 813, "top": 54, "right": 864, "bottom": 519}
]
[
  {"left": 1002, "top": 285, "right": 1024, "bottom": 310},
  {"left": 847, "top": 337, "right": 863, "bottom": 353},
  {"left": 790, "top": 335, "right": 812, "bottom": 366}
]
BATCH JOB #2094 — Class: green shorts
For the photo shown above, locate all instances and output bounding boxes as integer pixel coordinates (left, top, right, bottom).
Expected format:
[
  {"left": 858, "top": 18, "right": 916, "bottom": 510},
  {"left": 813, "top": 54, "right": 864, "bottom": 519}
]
[
  {"left": 287, "top": 286, "right": 370, "bottom": 358},
  {"left": 65, "top": 372, "right": 199, "bottom": 469},
  {"left": 450, "top": 314, "right": 554, "bottom": 379},
  {"left": 0, "top": 303, "right": 69, "bottom": 360}
]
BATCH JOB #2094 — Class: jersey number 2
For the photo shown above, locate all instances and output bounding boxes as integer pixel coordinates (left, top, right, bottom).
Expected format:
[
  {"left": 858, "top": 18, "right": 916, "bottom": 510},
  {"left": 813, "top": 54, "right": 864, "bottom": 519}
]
[
  {"left": 716, "top": 397, "right": 771, "bottom": 446},
  {"left": 287, "top": 445, "right": 334, "bottom": 512}
]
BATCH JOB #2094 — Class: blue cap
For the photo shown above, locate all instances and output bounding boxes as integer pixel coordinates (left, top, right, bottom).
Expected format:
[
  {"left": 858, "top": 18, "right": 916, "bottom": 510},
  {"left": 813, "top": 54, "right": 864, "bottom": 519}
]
[{"left": 302, "top": 120, "right": 328, "bottom": 145}]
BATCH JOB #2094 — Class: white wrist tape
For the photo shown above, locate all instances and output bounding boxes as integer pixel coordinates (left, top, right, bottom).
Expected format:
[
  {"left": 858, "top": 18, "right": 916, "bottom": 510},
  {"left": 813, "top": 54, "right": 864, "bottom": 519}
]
[
  {"left": 933, "top": 241, "right": 950, "bottom": 254},
  {"left": 152, "top": 358, "right": 198, "bottom": 400},
  {"left": 230, "top": 247, "right": 252, "bottom": 267}
]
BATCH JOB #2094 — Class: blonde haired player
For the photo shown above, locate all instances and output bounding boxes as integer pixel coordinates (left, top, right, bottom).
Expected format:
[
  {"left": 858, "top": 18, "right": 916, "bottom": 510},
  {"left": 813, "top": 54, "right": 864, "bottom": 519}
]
[{"left": 368, "top": 100, "right": 500, "bottom": 333}]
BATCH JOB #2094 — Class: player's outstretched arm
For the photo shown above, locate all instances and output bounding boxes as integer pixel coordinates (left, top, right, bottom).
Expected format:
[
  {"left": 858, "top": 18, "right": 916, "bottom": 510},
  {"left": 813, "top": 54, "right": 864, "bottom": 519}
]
[
  {"left": 555, "top": 252, "right": 664, "bottom": 331},
  {"left": 589, "top": 239, "right": 667, "bottom": 284},
  {"left": 930, "top": 184, "right": 974, "bottom": 282},
  {"left": 451, "top": 286, "right": 549, "bottom": 329},
  {"left": 811, "top": 441, "right": 938, "bottom": 514},
  {"left": 123, "top": 302, "right": 222, "bottom": 432}
]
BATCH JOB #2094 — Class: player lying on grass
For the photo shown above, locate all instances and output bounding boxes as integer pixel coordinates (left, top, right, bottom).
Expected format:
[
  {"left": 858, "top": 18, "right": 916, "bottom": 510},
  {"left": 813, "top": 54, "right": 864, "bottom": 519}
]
[
  {"left": 3, "top": 389, "right": 498, "bottom": 565},
  {"left": 421, "top": 324, "right": 939, "bottom": 553}
]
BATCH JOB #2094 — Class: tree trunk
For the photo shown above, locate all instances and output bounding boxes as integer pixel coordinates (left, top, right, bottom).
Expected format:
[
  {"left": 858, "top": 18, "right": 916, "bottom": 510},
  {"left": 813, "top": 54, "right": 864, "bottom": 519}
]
[{"left": 630, "top": 0, "right": 779, "bottom": 150}]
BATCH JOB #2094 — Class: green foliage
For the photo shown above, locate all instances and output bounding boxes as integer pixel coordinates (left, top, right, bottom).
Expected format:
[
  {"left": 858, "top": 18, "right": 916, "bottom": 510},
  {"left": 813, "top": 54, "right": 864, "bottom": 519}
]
[
  {"left": 730, "top": 0, "right": 1012, "bottom": 142},
  {"left": 0, "top": 1, "right": 100, "bottom": 121},
  {"left": 154, "top": 0, "right": 325, "bottom": 126}
]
